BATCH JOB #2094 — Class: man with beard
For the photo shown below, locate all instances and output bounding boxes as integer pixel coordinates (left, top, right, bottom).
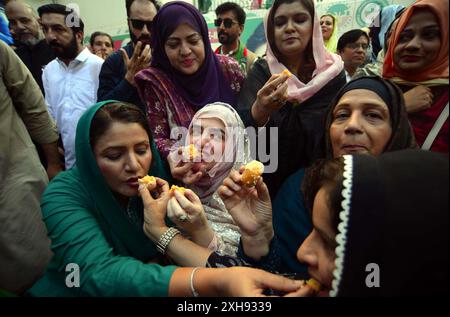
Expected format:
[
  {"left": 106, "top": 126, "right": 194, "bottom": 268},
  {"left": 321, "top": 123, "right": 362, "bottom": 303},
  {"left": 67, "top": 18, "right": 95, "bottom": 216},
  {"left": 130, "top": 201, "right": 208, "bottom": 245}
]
[
  {"left": 97, "top": 0, "right": 158, "bottom": 111},
  {"left": 214, "top": 2, "right": 257, "bottom": 75},
  {"left": 39, "top": 4, "right": 103, "bottom": 169},
  {"left": 337, "top": 29, "right": 370, "bottom": 82},
  {"left": 5, "top": 0, "right": 54, "bottom": 94}
]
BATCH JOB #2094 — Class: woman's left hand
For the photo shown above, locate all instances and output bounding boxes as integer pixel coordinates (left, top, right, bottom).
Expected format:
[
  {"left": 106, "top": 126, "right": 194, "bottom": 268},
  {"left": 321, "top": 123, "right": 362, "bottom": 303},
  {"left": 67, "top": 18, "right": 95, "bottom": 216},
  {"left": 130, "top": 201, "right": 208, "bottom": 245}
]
[
  {"left": 218, "top": 168, "right": 273, "bottom": 238},
  {"left": 167, "top": 189, "right": 215, "bottom": 247},
  {"left": 218, "top": 168, "right": 274, "bottom": 260},
  {"left": 140, "top": 177, "right": 171, "bottom": 242}
]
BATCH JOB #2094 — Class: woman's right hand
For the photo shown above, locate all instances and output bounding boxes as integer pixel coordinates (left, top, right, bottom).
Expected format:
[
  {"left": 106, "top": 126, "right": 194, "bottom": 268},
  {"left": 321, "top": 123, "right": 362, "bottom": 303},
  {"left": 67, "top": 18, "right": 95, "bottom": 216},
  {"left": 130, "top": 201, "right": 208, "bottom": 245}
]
[
  {"left": 219, "top": 267, "right": 315, "bottom": 297},
  {"left": 169, "top": 267, "right": 317, "bottom": 297},
  {"left": 122, "top": 41, "right": 152, "bottom": 86},
  {"left": 404, "top": 85, "right": 434, "bottom": 114},
  {"left": 200, "top": 267, "right": 314, "bottom": 297},
  {"left": 167, "top": 148, "right": 204, "bottom": 185},
  {"left": 251, "top": 73, "right": 290, "bottom": 126},
  {"left": 140, "top": 177, "right": 171, "bottom": 242}
]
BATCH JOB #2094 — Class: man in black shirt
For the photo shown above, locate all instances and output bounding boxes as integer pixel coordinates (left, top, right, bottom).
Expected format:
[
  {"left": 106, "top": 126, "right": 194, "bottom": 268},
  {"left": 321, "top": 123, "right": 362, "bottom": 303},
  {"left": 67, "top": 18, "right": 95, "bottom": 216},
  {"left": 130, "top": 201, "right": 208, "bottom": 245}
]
[
  {"left": 5, "top": 0, "right": 54, "bottom": 94},
  {"left": 97, "top": 0, "right": 159, "bottom": 111}
]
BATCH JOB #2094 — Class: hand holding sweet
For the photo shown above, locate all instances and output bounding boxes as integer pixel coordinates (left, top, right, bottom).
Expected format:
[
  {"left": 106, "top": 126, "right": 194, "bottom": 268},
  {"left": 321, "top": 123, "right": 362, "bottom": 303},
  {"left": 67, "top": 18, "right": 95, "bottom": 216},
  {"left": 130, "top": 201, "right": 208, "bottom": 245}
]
[
  {"left": 251, "top": 72, "right": 290, "bottom": 125},
  {"left": 167, "top": 147, "right": 204, "bottom": 185},
  {"left": 167, "top": 189, "right": 215, "bottom": 247},
  {"left": 218, "top": 168, "right": 274, "bottom": 260},
  {"left": 140, "top": 177, "right": 171, "bottom": 242},
  {"left": 214, "top": 267, "right": 311, "bottom": 297}
]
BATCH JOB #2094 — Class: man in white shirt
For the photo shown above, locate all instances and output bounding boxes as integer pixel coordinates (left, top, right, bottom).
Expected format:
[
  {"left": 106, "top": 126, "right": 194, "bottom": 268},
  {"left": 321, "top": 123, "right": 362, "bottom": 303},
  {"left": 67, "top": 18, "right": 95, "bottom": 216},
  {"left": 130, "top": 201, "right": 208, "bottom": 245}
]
[{"left": 38, "top": 4, "right": 103, "bottom": 169}]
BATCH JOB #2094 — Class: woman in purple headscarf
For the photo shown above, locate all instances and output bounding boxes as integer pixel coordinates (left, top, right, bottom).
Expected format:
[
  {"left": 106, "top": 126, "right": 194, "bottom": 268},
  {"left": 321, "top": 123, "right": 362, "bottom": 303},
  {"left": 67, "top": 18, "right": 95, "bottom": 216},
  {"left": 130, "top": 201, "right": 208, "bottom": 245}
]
[{"left": 135, "top": 1, "right": 244, "bottom": 160}]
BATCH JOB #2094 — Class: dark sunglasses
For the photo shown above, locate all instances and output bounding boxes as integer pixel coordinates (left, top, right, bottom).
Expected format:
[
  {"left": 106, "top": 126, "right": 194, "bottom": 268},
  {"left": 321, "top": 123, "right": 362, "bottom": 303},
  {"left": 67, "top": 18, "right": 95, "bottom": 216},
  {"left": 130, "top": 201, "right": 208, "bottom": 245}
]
[
  {"left": 129, "top": 19, "right": 153, "bottom": 31},
  {"left": 214, "top": 18, "right": 238, "bottom": 28}
]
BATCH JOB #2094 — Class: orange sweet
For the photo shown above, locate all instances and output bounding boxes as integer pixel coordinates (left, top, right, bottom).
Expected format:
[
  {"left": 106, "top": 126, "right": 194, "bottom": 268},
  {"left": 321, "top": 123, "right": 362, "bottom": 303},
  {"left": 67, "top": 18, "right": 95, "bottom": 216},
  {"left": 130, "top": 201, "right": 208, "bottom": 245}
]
[
  {"left": 241, "top": 161, "right": 264, "bottom": 187},
  {"left": 306, "top": 278, "right": 322, "bottom": 292},
  {"left": 281, "top": 69, "right": 292, "bottom": 77},
  {"left": 138, "top": 175, "right": 157, "bottom": 190},
  {"left": 170, "top": 185, "right": 187, "bottom": 195},
  {"left": 183, "top": 144, "right": 200, "bottom": 161}
]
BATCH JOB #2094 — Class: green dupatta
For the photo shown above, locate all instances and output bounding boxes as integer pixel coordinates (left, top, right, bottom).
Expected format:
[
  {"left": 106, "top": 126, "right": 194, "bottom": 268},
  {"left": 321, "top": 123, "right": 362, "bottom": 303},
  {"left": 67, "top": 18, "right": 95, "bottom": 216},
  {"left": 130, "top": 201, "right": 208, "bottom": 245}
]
[
  {"left": 72, "top": 100, "right": 171, "bottom": 259},
  {"left": 30, "top": 101, "right": 176, "bottom": 297}
]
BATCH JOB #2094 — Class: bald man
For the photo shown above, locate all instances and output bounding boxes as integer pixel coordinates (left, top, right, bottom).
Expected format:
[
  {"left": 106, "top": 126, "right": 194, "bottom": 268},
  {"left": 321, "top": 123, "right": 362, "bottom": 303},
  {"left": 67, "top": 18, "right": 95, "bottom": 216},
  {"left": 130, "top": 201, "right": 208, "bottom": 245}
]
[
  {"left": 5, "top": 0, "right": 57, "bottom": 172},
  {"left": 5, "top": 0, "right": 41, "bottom": 45},
  {"left": 5, "top": 0, "right": 54, "bottom": 93}
]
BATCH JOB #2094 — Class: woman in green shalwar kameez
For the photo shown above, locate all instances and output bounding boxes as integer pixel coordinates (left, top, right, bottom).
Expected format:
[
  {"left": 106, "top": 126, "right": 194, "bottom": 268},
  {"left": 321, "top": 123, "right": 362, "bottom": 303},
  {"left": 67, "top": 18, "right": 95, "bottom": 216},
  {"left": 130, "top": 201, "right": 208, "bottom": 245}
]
[
  {"left": 29, "top": 100, "right": 305, "bottom": 297},
  {"left": 28, "top": 101, "right": 176, "bottom": 296}
]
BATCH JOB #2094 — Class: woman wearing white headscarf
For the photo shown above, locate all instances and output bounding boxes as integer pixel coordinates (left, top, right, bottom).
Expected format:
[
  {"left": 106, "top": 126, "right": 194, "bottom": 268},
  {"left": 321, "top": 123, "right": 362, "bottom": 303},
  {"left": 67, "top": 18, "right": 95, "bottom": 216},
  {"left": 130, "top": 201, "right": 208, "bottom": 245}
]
[{"left": 167, "top": 102, "right": 252, "bottom": 257}]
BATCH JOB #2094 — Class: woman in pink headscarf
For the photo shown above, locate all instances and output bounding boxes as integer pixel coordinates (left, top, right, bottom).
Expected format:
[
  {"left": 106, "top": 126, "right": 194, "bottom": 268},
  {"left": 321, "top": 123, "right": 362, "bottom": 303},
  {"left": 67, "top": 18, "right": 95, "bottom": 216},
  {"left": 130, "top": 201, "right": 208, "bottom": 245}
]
[{"left": 237, "top": 0, "right": 346, "bottom": 198}]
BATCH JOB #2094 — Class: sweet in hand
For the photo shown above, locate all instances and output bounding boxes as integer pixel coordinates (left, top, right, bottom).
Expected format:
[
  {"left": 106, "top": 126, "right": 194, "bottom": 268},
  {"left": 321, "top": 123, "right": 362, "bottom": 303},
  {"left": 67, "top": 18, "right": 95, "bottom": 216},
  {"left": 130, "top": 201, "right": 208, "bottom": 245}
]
[
  {"left": 138, "top": 175, "right": 157, "bottom": 191},
  {"left": 241, "top": 161, "right": 264, "bottom": 187}
]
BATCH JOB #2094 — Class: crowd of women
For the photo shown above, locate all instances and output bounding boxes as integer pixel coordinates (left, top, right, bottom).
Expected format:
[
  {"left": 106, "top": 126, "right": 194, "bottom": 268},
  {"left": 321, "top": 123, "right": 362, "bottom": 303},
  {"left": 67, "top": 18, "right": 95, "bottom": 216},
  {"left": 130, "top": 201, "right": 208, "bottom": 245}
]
[{"left": 3, "top": 0, "right": 448, "bottom": 297}]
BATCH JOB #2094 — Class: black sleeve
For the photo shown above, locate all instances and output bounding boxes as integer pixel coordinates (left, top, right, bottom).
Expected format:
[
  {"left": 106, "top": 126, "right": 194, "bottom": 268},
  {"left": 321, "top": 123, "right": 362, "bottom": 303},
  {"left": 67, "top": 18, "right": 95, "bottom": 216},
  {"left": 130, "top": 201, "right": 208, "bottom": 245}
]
[
  {"left": 236, "top": 237, "right": 282, "bottom": 273},
  {"left": 236, "top": 58, "right": 271, "bottom": 128},
  {"left": 206, "top": 237, "right": 281, "bottom": 274},
  {"left": 97, "top": 53, "right": 137, "bottom": 103}
]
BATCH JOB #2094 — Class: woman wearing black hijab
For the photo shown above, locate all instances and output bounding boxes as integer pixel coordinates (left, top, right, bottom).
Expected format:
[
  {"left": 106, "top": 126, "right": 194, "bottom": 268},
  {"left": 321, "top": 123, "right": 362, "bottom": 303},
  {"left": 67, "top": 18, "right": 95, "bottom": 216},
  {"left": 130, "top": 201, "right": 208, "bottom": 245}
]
[
  {"left": 298, "top": 149, "right": 448, "bottom": 296},
  {"left": 271, "top": 76, "right": 417, "bottom": 274},
  {"left": 208, "top": 76, "right": 417, "bottom": 275}
]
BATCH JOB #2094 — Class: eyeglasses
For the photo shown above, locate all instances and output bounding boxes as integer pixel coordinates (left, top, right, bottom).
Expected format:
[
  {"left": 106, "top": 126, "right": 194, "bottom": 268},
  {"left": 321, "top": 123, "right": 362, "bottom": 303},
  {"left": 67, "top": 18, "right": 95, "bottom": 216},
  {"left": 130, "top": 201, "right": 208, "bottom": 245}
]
[
  {"left": 346, "top": 43, "right": 369, "bottom": 50},
  {"left": 214, "top": 18, "right": 238, "bottom": 28},
  {"left": 129, "top": 19, "right": 153, "bottom": 31}
]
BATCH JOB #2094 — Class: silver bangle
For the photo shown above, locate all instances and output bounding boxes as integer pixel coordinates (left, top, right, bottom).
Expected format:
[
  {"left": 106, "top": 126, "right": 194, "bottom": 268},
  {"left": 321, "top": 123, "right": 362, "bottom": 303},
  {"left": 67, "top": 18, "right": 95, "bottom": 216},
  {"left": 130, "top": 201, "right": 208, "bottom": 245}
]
[
  {"left": 190, "top": 267, "right": 200, "bottom": 297},
  {"left": 156, "top": 227, "right": 180, "bottom": 255}
]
